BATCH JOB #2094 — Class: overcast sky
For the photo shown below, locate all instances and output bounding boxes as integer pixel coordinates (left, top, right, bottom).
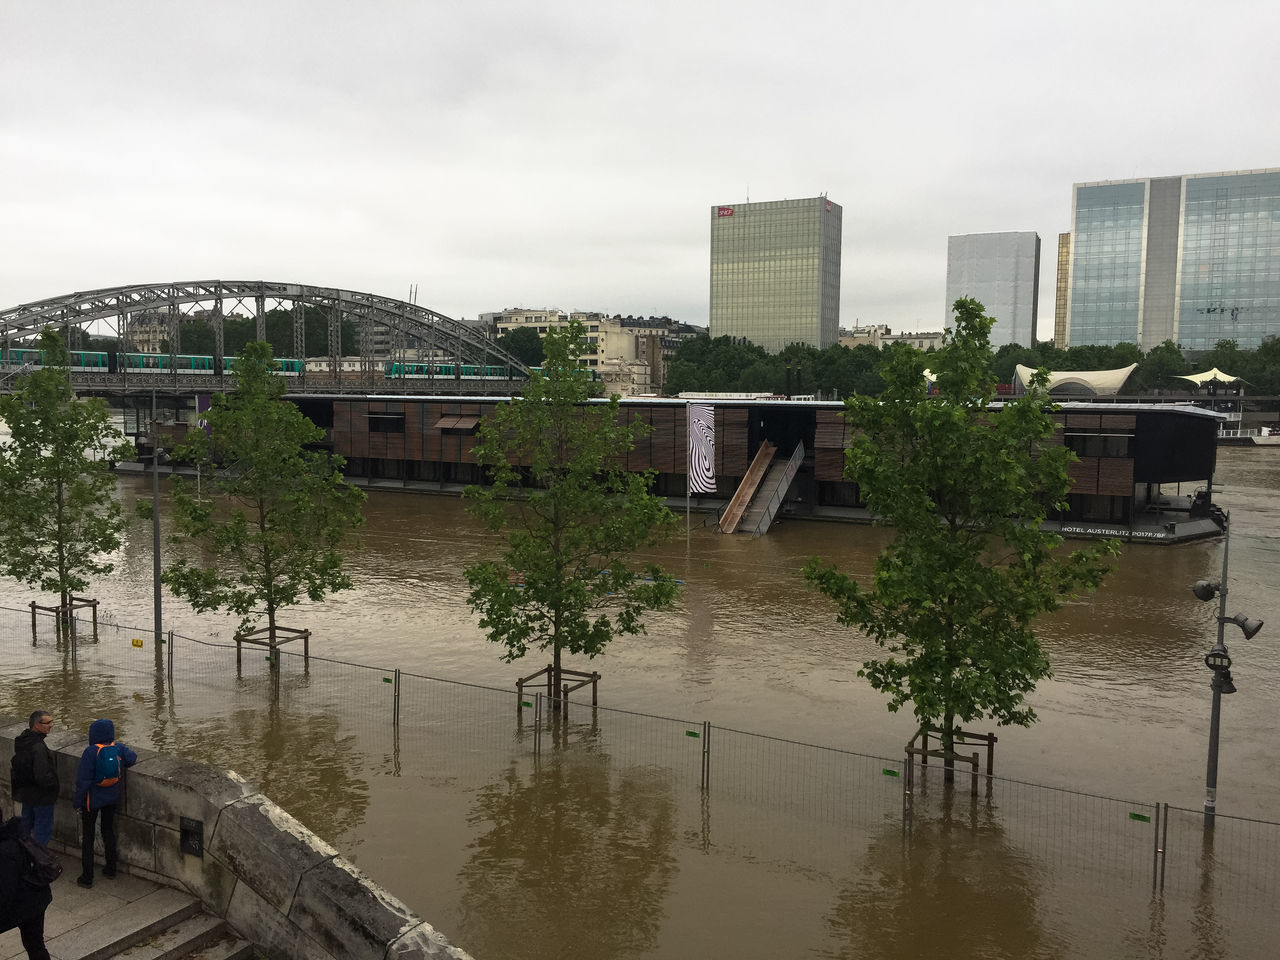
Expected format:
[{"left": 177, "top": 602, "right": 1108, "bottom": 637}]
[{"left": 3, "top": 1, "right": 1278, "bottom": 340}]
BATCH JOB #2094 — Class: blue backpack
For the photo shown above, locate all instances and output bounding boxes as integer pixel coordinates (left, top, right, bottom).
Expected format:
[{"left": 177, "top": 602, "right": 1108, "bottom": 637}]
[{"left": 94, "top": 742, "right": 122, "bottom": 788}]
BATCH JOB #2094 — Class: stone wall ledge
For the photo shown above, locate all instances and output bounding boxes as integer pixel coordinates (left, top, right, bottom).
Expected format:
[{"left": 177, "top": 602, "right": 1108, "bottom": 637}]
[{"left": 1, "top": 715, "right": 474, "bottom": 960}]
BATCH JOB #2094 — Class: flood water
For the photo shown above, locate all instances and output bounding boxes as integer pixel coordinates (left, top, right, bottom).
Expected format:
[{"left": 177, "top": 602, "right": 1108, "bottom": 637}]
[{"left": 1, "top": 446, "right": 1278, "bottom": 958}]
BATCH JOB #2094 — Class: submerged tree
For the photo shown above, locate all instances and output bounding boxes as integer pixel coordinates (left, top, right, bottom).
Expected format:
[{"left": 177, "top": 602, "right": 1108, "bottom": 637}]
[
  {"left": 161, "top": 341, "right": 365, "bottom": 646},
  {"left": 805, "top": 298, "right": 1115, "bottom": 776},
  {"left": 0, "top": 328, "right": 134, "bottom": 628},
  {"left": 464, "top": 320, "right": 679, "bottom": 704}
]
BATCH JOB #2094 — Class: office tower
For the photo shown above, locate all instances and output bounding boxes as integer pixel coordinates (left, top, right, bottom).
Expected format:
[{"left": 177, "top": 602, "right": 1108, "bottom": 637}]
[
  {"left": 709, "top": 197, "right": 842, "bottom": 352},
  {"left": 944, "top": 232, "right": 1040, "bottom": 347},
  {"left": 1066, "top": 168, "right": 1280, "bottom": 350},
  {"left": 1054, "top": 233, "right": 1070, "bottom": 349}
]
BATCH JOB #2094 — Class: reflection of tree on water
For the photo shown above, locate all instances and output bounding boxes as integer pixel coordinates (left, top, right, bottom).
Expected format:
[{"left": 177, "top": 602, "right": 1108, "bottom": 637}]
[
  {"left": 146, "top": 700, "right": 370, "bottom": 844},
  {"left": 822, "top": 787, "right": 1062, "bottom": 960},
  {"left": 457, "top": 739, "right": 678, "bottom": 960}
]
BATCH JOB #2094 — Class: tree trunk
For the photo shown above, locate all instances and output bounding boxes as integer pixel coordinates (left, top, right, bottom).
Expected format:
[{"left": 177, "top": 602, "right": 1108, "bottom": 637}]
[{"left": 942, "top": 711, "right": 956, "bottom": 785}]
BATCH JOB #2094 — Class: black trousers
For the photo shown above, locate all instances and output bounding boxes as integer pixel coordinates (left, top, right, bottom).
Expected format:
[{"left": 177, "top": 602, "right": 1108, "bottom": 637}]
[
  {"left": 17, "top": 914, "right": 51, "bottom": 960},
  {"left": 80, "top": 804, "right": 117, "bottom": 881}
]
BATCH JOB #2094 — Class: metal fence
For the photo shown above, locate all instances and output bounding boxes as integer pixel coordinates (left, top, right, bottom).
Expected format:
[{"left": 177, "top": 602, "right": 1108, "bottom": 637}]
[{"left": 3, "top": 602, "right": 1278, "bottom": 945}]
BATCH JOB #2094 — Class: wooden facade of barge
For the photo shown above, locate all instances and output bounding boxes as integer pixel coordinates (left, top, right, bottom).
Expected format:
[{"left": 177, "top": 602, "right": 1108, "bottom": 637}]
[{"left": 291, "top": 396, "right": 1224, "bottom": 534}]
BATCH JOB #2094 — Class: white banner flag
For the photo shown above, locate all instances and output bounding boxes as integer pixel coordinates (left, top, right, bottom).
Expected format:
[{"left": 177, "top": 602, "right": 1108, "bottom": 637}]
[{"left": 687, "top": 403, "right": 716, "bottom": 495}]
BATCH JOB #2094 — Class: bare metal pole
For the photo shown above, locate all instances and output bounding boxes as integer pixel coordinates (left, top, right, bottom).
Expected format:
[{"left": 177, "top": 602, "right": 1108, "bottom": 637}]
[
  {"left": 1204, "top": 516, "right": 1230, "bottom": 828},
  {"left": 152, "top": 388, "right": 163, "bottom": 651}
]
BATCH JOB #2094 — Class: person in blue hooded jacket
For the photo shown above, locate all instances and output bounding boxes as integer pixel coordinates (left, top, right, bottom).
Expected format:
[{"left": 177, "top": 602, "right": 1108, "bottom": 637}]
[{"left": 71, "top": 718, "right": 137, "bottom": 888}]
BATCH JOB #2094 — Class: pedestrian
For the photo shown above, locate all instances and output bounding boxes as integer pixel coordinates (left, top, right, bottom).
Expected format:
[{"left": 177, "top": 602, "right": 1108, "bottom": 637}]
[
  {"left": 0, "top": 815, "right": 53, "bottom": 960},
  {"left": 71, "top": 718, "right": 137, "bottom": 888},
  {"left": 10, "top": 709, "right": 59, "bottom": 847}
]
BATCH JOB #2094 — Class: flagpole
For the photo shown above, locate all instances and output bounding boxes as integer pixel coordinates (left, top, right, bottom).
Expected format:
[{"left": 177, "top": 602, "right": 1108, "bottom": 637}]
[{"left": 685, "top": 400, "right": 691, "bottom": 552}]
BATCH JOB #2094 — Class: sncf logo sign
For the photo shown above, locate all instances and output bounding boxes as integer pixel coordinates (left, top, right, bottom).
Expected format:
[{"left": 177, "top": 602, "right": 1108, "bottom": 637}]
[{"left": 717, "top": 206, "right": 735, "bottom": 218}]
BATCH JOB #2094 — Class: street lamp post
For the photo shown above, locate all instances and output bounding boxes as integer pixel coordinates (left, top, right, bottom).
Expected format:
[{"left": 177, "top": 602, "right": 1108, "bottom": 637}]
[
  {"left": 1192, "top": 512, "right": 1263, "bottom": 829},
  {"left": 150, "top": 389, "right": 162, "bottom": 651}
]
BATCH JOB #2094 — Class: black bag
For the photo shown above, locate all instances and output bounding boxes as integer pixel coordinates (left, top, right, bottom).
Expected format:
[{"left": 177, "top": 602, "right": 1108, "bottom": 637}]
[
  {"left": 10, "top": 748, "right": 34, "bottom": 789},
  {"left": 19, "top": 832, "right": 63, "bottom": 886}
]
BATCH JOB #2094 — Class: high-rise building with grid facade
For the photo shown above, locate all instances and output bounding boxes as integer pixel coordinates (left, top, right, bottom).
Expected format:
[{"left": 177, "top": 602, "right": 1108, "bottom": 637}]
[
  {"left": 944, "top": 232, "right": 1040, "bottom": 348},
  {"left": 1066, "top": 168, "right": 1280, "bottom": 351},
  {"left": 709, "top": 197, "right": 842, "bottom": 352}
]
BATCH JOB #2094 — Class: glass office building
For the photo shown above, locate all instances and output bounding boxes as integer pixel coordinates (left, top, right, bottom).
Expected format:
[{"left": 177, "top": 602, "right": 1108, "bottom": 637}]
[
  {"left": 944, "top": 232, "right": 1040, "bottom": 348},
  {"left": 709, "top": 197, "right": 842, "bottom": 352},
  {"left": 1066, "top": 169, "right": 1280, "bottom": 351}
]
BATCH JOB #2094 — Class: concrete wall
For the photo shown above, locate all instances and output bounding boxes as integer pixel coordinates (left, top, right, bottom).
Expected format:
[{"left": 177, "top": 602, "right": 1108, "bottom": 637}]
[{"left": 0, "top": 717, "right": 473, "bottom": 960}]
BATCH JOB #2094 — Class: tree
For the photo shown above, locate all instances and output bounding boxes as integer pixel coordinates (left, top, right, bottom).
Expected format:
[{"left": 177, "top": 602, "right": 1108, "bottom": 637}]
[
  {"left": 464, "top": 320, "right": 679, "bottom": 704},
  {"left": 161, "top": 341, "right": 365, "bottom": 645},
  {"left": 804, "top": 298, "right": 1114, "bottom": 777},
  {"left": 1137, "top": 339, "right": 1190, "bottom": 392},
  {"left": 496, "top": 326, "right": 545, "bottom": 366},
  {"left": 0, "top": 328, "right": 135, "bottom": 628}
]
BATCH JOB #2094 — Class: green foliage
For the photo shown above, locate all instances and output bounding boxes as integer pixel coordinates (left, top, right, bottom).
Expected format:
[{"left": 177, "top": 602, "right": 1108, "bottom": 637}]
[
  {"left": 161, "top": 341, "right": 365, "bottom": 640},
  {"left": 0, "top": 329, "right": 135, "bottom": 613},
  {"left": 805, "top": 299, "right": 1115, "bottom": 766},
  {"left": 172, "top": 307, "right": 358, "bottom": 358},
  {"left": 1135, "top": 339, "right": 1191, "bottom": 390},
  {"left": 663, "top": 335, "right": 888, "bottom": 398},
  {"left": 464, "top": 320, "right": 679, "bottom": 694},
  {"left": 496, "top": 326, "right": 545, "bottom": 366}
]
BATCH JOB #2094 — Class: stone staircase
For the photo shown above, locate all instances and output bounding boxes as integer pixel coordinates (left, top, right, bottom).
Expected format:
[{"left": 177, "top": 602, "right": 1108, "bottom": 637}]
[{"left": 0, "top": 852, "right": 255, "bottom": 960}]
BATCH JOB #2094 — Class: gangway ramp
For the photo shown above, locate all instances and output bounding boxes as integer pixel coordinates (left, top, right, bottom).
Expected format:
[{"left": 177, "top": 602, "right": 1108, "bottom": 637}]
[
  {"left": 718, "top": 440, "right": 776, "bottom": 533},
  {"left": 737, "top": 441, "right": 804, "bottom": 536}
]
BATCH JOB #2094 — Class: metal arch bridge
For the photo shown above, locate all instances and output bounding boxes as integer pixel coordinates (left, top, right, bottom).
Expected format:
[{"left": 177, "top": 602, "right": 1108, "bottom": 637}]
[{"left": 0, "top": 280, "right": 530, "bottom": 395}]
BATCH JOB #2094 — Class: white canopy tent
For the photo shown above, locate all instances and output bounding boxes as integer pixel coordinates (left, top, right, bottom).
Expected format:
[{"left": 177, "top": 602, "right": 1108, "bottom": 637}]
[
  {"left": 1175, "top": 367, "right": 1246, "bottom": 386},
  {"left": 1013, "top": 363, "right": 1138, "bottom": 397}
]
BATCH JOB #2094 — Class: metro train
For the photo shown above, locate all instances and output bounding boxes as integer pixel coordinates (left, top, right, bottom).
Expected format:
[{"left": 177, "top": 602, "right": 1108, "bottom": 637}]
[
  {"left": 0, "top": 347, "right": 305, "bottom": 374},
  {"left": 0, "top": 349, "right": 517, "bottom": 380}
]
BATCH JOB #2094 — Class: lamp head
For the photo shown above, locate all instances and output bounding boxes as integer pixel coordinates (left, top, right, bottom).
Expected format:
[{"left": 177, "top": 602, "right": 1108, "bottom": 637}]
[
  {"left": 1224, "top": 613, "right": 1264, "bottom": 641},
  {"left": 1217, "top": 669, "right": 1238, "bottom": 695},
  {"left": 1192, "top": 580, "right": 1221, "bottom": 602}
]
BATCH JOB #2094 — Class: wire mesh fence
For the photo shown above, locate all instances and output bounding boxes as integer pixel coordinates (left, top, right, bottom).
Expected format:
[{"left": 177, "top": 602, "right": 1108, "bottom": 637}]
[
  {"left": 3, "top": 601, "right": 1279, "bottom": 943},
  {"left": 1160, "top": 804, "right": 1280, "bottom": 931}
]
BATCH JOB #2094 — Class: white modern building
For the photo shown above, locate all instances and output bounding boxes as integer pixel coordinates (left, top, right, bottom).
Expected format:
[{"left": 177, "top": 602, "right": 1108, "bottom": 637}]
[{"left": 944, "top": 232, "right": 1040, "bottom": 348}]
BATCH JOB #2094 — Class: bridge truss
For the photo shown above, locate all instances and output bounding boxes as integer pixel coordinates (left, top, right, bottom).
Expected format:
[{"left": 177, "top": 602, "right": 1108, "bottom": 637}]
[{"left": 0, "top": 280, "right": 529, "bottom": 395}]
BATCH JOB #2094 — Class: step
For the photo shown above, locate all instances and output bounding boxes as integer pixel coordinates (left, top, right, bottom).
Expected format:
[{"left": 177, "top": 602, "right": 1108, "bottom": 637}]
[
  {"left": 111, "top": 913, "right": 228, "bottom": 960},
  {"left": 183, "top": 935, "right": 256, "bottom": 960},
  {"left": 47, "top": 887, "right": 202, "bottom": 960}
]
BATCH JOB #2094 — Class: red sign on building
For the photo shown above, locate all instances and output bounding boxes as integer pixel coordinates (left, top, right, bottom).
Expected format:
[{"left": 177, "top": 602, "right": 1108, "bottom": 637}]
[{"left": 717, "top": 206, "right": 734, "bottom": 218}]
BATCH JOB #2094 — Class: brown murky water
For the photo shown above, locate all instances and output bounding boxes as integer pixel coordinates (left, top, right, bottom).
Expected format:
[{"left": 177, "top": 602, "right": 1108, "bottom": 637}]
[{"left": 2, "top": 446, "right": 1278, "bottom": 958}]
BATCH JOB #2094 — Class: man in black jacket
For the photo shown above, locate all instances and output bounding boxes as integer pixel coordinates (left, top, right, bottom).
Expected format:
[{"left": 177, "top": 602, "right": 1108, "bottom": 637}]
[
  {"left": 11, "top": 710, "right": 58, "bottom": 846},
  {"left": 0, "top": 815, "right": 53, "bottom": 960}
]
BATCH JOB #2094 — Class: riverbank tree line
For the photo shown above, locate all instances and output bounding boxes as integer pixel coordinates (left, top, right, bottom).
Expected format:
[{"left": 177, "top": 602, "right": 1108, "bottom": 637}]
[{"left": 665, "top": 332, "right": 1280, "bottom": 398}]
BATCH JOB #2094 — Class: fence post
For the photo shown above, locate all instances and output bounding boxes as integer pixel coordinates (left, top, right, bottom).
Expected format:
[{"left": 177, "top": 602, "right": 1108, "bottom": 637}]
[
  {"left": 970, "top": 753, "right": 979, "bottom": 798},
  {"left": 30, "top": 602, "right": 37, "bottom": 645},
  {"left": 1159, "top": 803, "right": 1169, "bottom": 895},
  {"left": 533, "top": 693, "right": 543, "bottom": 756},
  {"left": 393, "top": 668, "right": 402, "bottom": 727},
  {"left": 167, "top": 630, "right": 174, "bottom": 687},
  {"left": 701, "top": 721, "right": 711, "bottom": 792},
  {"left": 903, "top": 756, "right": 913, "bottom": 836},
  {"left": 1151, "top": 802, "right": 1161, "bottom": 894}
]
